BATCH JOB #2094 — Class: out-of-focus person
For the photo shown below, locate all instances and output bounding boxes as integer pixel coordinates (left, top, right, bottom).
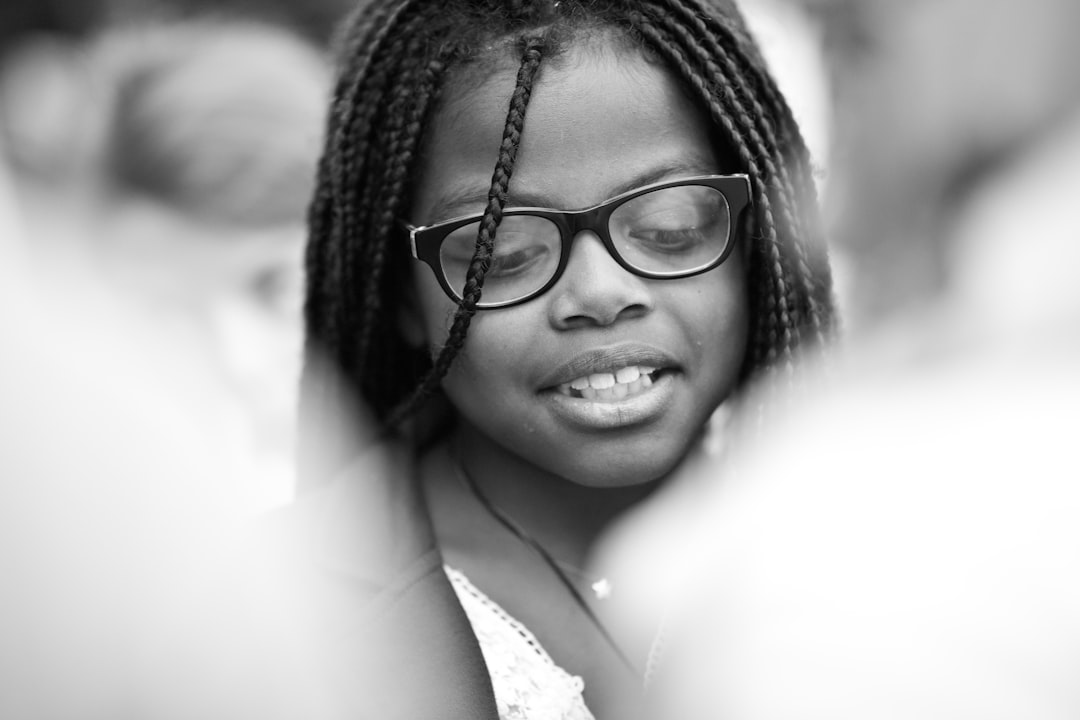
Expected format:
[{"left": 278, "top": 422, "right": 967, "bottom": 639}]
[
  {"left": 1, "top": 18, "right": 330, "bottom": 509},
  {"left": 598, "top": 0, "right": 1080, "bottom": 717},
  {"left": 0, "top": 20, "right": 365, "bottom": 719}
]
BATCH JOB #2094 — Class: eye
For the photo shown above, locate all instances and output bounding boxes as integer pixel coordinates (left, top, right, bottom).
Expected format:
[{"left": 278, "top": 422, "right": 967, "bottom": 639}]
[
  {"left": 488, "top": 244, "right": 550, "bottom": 277},
  {"left": 621, "top": 197, "right": 728, "bottom": 257},
  {"left": 629, "top": 227, "right": 709, "bottom": 254},
  {"left": 612, "top": 185, "right": 730, "bottom": 253}
]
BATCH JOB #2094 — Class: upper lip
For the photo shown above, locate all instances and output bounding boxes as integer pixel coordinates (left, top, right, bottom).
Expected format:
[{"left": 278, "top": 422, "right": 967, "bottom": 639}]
[{"left": 539, "top": 343, "right": 680, "bottom": 389}]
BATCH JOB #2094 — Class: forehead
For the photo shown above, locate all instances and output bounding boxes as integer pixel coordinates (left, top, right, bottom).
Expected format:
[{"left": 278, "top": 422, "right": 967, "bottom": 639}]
[{"left": 411, "top": 42, "right": 720, "bottom": 224}]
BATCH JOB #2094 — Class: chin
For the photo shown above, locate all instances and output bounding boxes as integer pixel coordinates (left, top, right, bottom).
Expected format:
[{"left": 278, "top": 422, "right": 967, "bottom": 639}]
[
  {"left": 554, "top": 443, "right": 688, "bottom": 489},
  {"left": 540, "top": 415, "right": 712, "bottom": 489}
]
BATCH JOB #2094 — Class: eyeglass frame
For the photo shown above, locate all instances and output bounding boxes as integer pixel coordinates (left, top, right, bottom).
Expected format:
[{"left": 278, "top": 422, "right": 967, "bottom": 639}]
[{"left": 404, "top": 173, "right": 752, "bottom": 309}]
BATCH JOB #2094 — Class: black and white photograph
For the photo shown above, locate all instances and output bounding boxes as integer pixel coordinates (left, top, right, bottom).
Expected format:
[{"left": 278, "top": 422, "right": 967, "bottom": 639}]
[{"left": 2, "top": 0, "right": 1078, "bottom": 717}]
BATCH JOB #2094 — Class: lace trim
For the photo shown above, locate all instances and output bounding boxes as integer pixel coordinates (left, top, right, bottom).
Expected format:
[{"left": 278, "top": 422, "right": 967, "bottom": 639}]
[
  {"left": 444, "top": 566, "right": 565, "bottom": 669},
  {"left": 445, "top": 565, "right": 594, "bottom": 720}
]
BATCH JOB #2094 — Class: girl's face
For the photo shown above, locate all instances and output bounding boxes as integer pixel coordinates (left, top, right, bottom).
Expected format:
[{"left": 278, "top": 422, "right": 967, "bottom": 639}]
[{"left": 407, "top": 43, "right": 748, "bottom": 487}]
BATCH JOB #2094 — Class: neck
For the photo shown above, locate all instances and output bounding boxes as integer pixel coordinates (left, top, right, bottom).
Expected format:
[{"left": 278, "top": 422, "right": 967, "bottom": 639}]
[{"left": 451, "top": 420, "right": 659, "bottom": 566}]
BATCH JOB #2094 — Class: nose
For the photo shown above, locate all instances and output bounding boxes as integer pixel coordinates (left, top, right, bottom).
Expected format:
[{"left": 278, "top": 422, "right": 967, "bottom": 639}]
[{"left": 547, "top": 231, "right": 653, "bottom": 330}]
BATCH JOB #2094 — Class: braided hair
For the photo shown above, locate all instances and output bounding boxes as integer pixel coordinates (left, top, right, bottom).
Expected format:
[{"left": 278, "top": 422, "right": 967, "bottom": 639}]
[{"left": 301, "top": 0, "right": 834, "bottom": 482}]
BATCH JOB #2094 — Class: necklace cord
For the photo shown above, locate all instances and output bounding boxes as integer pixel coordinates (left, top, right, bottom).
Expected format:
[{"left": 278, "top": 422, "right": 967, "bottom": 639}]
[{"left": 454, "top": 456, "right": 640, "bottom": 677}]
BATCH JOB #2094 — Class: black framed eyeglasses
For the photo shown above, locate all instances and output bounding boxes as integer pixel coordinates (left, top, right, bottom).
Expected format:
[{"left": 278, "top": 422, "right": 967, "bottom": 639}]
[{"left": 405, "top": 174, "right": 751, "bottom": 309}]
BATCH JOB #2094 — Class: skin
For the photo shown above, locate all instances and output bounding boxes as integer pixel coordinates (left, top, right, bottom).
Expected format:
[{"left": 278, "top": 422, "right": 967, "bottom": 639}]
[
  {"left": 408, "top": 42, "right": 748, "bottom": 491},
  {"left": 405, "top": 40, "right": 749, "bottom": 715}
]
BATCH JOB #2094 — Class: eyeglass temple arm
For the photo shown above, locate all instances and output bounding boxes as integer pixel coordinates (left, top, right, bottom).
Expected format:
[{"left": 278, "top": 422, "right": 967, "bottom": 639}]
[{"left": 401, "top": 221, "right": 421, "bottom": 259}]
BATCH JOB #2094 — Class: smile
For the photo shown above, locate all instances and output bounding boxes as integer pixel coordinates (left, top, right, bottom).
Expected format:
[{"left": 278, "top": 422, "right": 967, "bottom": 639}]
[
  {"left": 538, "top": 343, "right": 681, "bottom": 429},
  {"left": 556, "top": 365, "right": 660, "bottom": 402},
  {"left": 544, "top": 368, "right": 676, "bottom": 430}
]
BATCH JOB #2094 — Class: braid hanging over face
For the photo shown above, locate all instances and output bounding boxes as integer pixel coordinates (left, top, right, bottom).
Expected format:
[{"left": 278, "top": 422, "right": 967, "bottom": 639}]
[{"left": 301, "top": 0, "right": 835, "bottom": 481}]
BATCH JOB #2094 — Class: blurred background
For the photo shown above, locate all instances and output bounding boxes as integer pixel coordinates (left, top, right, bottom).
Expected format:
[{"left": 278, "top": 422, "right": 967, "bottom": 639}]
[{"left": 0, "top": 0, "right": 344, "bottom": 511}]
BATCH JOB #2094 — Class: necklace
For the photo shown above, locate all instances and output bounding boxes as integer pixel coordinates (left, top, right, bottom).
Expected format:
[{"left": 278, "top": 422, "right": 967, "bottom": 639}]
[
  {"left": 452, "top": 455, "right": 639, "bottom": 677},
  {"left": 554, "top": 561, "right": 614, "bottom": 600}
]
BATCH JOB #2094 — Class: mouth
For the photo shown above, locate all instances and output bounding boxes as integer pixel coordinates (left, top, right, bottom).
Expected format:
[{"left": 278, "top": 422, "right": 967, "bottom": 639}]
[
  {"left": 555, "top": 364, "right": 666, "bottom": 402},
  {"left": 540, "top": 345, "right": 680, "bottom": 429}
]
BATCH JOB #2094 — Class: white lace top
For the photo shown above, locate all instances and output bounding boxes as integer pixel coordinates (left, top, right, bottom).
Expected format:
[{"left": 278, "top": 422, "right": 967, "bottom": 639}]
[{"left": 445, "top": 565, "right": 596, "bottom": 720}]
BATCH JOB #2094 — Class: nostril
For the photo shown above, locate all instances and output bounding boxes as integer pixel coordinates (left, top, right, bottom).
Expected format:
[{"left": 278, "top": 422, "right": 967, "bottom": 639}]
[
  {"left": 548, "top": 234, "right": 654, "bottom": 328},
  {"left": 561, "top": 301, "right": 648, "bottom": 329}
]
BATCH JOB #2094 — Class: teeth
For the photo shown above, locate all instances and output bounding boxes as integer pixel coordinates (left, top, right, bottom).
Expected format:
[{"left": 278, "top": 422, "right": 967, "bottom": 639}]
[
  {"left": 557, "top": 365, "right": 660, "bottom": 400},
  {"left": 588, "top": 373, "right": 616, "bottom": 389}
]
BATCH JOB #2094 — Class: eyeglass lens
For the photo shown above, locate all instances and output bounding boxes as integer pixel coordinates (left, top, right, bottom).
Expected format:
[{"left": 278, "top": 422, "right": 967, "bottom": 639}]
[{"left": 437, "top": 184, "right": 732, "bottom": 305}]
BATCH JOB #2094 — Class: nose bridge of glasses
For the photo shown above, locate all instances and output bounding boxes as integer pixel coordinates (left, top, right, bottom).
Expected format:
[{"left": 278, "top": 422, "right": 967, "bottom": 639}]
[
  {"left": 549, "top": 208, "right": 651, "bottom": 323},
  {"left": 564, "top": 202, "right": 608, "bottom": 236},
  {"left": 558, "top": 214, "right": 636, "bottom": 288},
  {"left": 562, "top": 203, "right": 616, "bottom": 257}
]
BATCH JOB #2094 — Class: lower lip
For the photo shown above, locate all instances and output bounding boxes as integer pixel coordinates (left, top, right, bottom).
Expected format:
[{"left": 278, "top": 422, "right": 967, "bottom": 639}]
[{"left": 542, "top": 372, "right": 676, "bottom": 431}]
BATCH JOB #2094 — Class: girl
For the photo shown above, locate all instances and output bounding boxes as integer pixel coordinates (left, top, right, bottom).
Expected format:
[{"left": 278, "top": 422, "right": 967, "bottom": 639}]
[{"left": 296, "top": 0, "right": 834, "bottom": 717}]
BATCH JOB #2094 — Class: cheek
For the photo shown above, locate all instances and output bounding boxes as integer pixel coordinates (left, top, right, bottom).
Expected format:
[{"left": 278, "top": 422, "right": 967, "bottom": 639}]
[
  {"left": 445, "top": 306, "right": 540, "bottom": 372},
  {"left": 436, "top": 308, "right": 545, "bottom": 427},
  {"left": 680, "top": 257, "right": 750, "bottom": 376},
  {"left": 715, "top": 248, "right": 749, "bottom": 327},
  {"left": 410, "top": 264, "right": 460, "bottom": 353},
  {"left": 413, "top": 260, "right": 545, "bottom": 384}
]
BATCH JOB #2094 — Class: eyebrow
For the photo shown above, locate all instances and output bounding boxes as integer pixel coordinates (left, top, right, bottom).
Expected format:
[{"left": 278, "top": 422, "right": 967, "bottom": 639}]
[{"left": 424, "top": 158, "right": 718, "bottom": 224}]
